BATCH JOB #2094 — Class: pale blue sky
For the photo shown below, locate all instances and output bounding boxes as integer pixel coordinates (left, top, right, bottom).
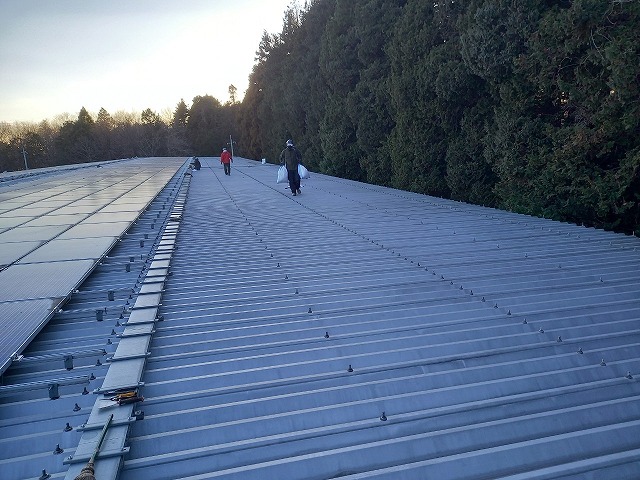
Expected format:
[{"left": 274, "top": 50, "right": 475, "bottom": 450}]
[{"left": 0, "top": 0, "right": 295, "bottom": 122}]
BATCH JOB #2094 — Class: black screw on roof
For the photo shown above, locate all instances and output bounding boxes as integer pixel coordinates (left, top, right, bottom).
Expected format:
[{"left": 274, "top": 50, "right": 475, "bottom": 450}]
[
  {"left": 507, "top": 310, "right": 512, "bottom": 315},
  {"left": 107, "top": 339, "right": 112, "bottom": 345},
  {"left": 39, "top": 470, "right": 51, "bottom": 480},
  {"left": 82, "top": 387, "right": 89, "bottom": 395},
  {"left": 522, "top": 318, "right": 528, "bottom": 324},
  {"left": 539, "top": 328, "right": 544, "bottom": 333},
  {"left": 73, "top": 403, "right": 81, "bottom": 411},
  {"left": 557, "top": 336, "right": 563, "bottom": 342},
  {"left": 96, "top": 359, "right": 102, "bottom": 366},
  {"left": 308, "top": 308, "right": 313, "bottom": 313},
  {"left": 277, "top": 263, "right": 280, "bottom": 267},
  {"left": 380, "top": 412, "right": 387, "bottom": 421},
  {"left": 90, "top": 373, "right": 96, "bottom": 380},
  {"left": 601, "top": 359, "right": 607, "bottom": 366},
  {"left": 54, "top": 444, "right": 64, "bottom": 454},
  {"left": 626, "top": 372, "right": 633, "bottom": 379},
  {"left": 347, "top": 365, "right": 353, "bottom": 372},
  {"left": 577, "top": 348, "right": 583, "bottom": 354},
  {"left": 108, "top": 290, "right": 115, "bottom": 301},
  {"left": 481, "top": 297, "right": 486, "bottom": 302},
  {"left": 470, "top": 290, "right": 474, "bottom": 295},
  {"left": 64, "top": 423, "right": 73, "bottom": 432},
  {"left": 295, "top": 288, "right": 299, "bottom": 294},
  {"left": 324, "top": 331, "right": 329, "bottom": 338}
]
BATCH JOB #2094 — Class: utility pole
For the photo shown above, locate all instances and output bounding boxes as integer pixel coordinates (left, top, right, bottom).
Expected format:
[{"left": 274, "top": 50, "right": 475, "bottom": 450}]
[
  {"left": 21, "top": 146, "right": 28, "bottom": 170},
  {"left": 229, "top": 135, "right": 235, "bottom": 157}
]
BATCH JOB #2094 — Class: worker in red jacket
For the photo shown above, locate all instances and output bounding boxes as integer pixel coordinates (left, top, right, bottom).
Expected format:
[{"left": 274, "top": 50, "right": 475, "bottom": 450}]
[{"left": 220, "top": 147, "right": 233, "bottom": 175}]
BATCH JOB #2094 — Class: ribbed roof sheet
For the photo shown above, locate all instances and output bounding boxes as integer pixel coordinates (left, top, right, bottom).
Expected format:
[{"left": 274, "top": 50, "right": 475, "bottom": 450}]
[
  {"left": 1, "top": 156, "right": 639, "bottom": 480},
  {"left": 119, "top": 158, "right": 639, "bottom": 479}
]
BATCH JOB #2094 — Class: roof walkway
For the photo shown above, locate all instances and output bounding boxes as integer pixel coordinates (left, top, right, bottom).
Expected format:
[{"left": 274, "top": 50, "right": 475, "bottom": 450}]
[{"left": 1, "top": 156, "right": 639, "bottom": 480}]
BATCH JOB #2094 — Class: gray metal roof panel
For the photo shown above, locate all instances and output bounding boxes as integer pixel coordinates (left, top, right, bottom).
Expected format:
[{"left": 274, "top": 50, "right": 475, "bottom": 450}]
[{"left": 2, "top": 157, "right": 640, "bottom": 480}]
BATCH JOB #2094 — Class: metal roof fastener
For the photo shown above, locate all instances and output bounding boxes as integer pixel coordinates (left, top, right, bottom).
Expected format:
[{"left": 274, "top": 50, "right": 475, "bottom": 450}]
[
  {"left": 54, "top": 444, "right": 64, "bottom": 454},
  {"left": 64, "top": 423, "right": 73, "bottom": 432},
  {"left": 347, "top": 365, "right": 353, "bottom": 372},
  {"left": 626, "top": 372, "right": 633, "bottom": 379},
  {"left": 324, "top": 332, "right": 329, "bottom": 338},
  {"left": 600, "top": 359, "right": 606, "bottom": 366},
  {"left": 539, "top": 328, "right": 544, "bottom": 333},
  {"left": 577, "top": 348, "right": 583, "bottom": 354},
  {"left": 380, "top": 412, "right": 387, "bottom": 421},
  {"left": 557, "top": 336, "right": 562, "bottom": 342},
  {"left": 73, "top": 403, "right": 81, "bottom": 411}
]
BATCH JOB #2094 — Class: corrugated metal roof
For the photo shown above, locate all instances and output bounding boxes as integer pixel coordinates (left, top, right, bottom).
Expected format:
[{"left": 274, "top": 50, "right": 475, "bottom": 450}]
[{"left": 2, "top": 157, "right": 640, "bottom": 480}]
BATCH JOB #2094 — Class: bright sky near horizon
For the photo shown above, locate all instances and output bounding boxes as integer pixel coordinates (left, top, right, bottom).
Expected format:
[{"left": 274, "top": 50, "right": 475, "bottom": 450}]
[{"left": 0, "top": 0, "right": 294, "bottom": 123}]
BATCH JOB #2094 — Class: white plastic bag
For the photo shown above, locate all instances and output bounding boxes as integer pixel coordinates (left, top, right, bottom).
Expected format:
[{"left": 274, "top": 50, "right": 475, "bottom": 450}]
[
  {"left": 298, "top": 164, "right": 310, "bottom": 179},
  {"left": 276, "top": 165, "right": 287, "bottom": 184}
]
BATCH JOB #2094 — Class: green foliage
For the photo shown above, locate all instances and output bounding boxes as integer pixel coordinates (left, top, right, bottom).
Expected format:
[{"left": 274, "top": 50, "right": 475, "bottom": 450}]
[
  {"left": 235, "top": 0, "right": 640, "bottom": 232},
  {"left": 1, "top": 0, "right": 637, "bottom": 234}
]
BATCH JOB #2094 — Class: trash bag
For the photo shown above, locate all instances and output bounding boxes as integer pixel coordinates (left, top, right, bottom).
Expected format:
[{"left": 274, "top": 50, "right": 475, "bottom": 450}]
[
  {"left": 298, "top": 164, "right": 310, "bottom": 179},
  {"left": 277, "top": 165, "right": 287, "bottom": 184}
]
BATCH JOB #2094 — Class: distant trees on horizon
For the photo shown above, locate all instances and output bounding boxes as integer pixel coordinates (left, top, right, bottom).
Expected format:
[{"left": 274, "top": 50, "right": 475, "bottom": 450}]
[{"left": 1, "top": 0, "right": 638, "bottom": 235}]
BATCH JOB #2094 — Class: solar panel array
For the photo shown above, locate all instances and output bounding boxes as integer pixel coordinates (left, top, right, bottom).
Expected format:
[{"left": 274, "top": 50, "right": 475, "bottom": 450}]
[
  {"left": 0, "top": 158, "right": 188, "bottom": 375},
  {"left": 1, "top": 157, "right": 639, "bottom": 480}
]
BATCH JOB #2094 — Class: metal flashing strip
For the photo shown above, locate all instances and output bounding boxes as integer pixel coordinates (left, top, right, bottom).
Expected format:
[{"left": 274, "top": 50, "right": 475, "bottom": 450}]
[{"left": 63, "top": 169, "right": 191, "bottom": 480}]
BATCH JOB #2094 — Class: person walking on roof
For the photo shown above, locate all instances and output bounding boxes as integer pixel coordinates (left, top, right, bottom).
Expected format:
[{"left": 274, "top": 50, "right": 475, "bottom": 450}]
[
  {"left": 220, "top": 147, "right": 233, "bottom": 175},
  {"left": 279, "top": 139, "right": 302, "bottom": 195}
]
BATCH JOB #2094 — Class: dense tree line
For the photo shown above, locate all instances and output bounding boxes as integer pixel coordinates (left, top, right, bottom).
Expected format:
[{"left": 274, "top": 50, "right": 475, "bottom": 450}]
[
  {"left": 242, "top": 0, "right": 639, "bottom": 234},
  {"left": 0, "top": 94, "right": 240, "bottom": 172},
  {"left": 1, "top": 0, "right": 638, "bottom": 235}
]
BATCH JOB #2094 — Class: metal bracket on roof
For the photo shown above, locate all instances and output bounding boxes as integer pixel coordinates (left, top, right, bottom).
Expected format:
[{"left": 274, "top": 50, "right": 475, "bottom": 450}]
[
  {"left": 63, "top": 446, "right": 130, "bottom": 465},
  {"left": 94, "top": 382, "right": 144, "bottom": 395},
  {"left": 76, "top": 416, "right": 139, "bottom": 431},
  {"left": 0, "top": 375, "right": 90, "bottom": 398}
]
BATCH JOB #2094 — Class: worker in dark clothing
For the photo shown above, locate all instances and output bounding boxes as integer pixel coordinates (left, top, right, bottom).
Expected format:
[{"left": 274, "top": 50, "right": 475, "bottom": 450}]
[
  {"left": 220, "top": 147, "right": 232, "bottom": 175},
  {"left": 192, "top": 157, "right": 201, "bottom": 170},
  {"left": 279, "top": 139, "right": 302, "bottom": 195}
]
